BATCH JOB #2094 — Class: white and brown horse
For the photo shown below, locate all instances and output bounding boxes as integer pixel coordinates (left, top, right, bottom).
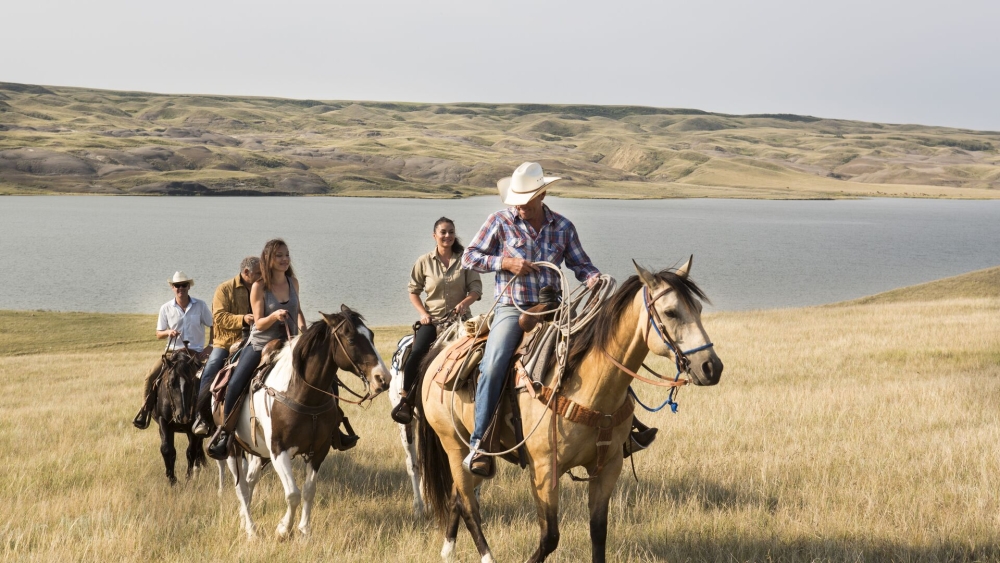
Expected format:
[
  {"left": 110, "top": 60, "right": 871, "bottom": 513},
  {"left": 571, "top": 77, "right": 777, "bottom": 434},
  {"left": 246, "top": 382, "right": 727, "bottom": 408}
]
[
  {"left": 223, "top": 306, "right": 390, "bottom": 539},
  {"left": 418, "top": 259, "right": 723, "bottom": 562}
]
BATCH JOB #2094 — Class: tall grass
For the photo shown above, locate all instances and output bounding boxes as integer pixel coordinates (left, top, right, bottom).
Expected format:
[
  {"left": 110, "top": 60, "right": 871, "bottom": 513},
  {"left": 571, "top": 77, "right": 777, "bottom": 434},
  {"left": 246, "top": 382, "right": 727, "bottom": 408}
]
[{"left": 2, "top": 294, "right": 999, "bottom": 561}]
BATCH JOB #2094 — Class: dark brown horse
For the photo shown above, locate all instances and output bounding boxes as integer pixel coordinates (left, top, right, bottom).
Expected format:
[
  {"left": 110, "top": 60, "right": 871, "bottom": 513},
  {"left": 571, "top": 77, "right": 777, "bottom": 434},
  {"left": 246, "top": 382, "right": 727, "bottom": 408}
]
[
  {"left": 222, "top": 306, "right": 391, "bottom": 539},
  {"left": 153, "top": 349, "right": 206, "bottom": 485}
]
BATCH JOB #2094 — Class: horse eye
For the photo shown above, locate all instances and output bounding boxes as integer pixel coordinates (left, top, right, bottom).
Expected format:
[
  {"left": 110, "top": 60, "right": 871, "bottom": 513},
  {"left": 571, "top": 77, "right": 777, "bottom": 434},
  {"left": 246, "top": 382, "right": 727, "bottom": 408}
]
[{"left": 664, "top": 310, "right": 679, "bottom": 319}]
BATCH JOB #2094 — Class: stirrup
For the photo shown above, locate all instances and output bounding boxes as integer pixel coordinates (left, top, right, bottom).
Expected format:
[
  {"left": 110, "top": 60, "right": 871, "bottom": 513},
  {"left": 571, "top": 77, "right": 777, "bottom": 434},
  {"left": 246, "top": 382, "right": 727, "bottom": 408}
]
[
  {"left": 333, "top": 430, "right": 360, "bottom": 451},
  {"left": 623, "top": 426, "right": 658, "bottom": 458},
  {"left": 207, "top": 428, "right": 230, "bottom": 460},
  {"left": 132, "top": 408, "right": 150, "bottom": 430},
  {"left": 462, "top": 440, "right": 495, "bottom": 479},
  {"left": 191, "top": 415, "right": 210, "bottom": 436},
  {"left": 390, "top": 400, "right": 413, "bottom": 424}
]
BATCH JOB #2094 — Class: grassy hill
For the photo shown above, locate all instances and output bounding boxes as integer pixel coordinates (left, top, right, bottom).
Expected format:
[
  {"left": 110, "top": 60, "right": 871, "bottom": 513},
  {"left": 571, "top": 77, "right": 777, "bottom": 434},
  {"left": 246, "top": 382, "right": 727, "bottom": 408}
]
[
  {"left": 834, "top": 266, "right": 1000, "bottom": 305},
  {"left": 1, "top": 81, "right": 999, "bottom": 199}
]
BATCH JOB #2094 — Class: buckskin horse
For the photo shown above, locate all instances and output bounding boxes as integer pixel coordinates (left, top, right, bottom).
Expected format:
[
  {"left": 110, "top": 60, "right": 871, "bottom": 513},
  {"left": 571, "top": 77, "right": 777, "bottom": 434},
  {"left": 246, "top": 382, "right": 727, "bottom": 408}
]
[
  {"left": 152, "top": 347, "right": 206, "bottom": 485},
  {"left": 418, "top": 258, "right": 724, "bottom": 563},
  {"left": 222, "top": 306, "right": 390, "bottom": 539}
]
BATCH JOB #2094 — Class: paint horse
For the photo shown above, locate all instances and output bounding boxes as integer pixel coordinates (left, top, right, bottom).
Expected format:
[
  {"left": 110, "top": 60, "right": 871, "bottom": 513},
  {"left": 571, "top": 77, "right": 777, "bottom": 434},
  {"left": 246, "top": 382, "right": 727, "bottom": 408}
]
[
  {"left": 152, "top": 348, "right": 207, "bottom": 485},
  {"left": 418, "top": 259, "right": 724, "bottom": 563},
  {"left": 222, "top": 306, "right": 390, "bottom": 539}
]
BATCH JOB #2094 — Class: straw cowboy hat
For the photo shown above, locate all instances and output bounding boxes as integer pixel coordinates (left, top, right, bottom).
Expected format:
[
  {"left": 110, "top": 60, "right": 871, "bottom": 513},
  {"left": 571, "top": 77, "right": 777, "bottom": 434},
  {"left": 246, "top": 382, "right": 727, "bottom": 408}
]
[
  {"left": 167, "top": 271, "right": 194, "bottom": 287},
  {"left": 498, "top": 162, "right": 562, "bottom": 206}
]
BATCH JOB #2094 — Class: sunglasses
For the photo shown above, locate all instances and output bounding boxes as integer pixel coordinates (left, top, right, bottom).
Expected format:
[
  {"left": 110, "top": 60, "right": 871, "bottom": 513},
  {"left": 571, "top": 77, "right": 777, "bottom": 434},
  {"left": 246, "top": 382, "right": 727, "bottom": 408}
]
[{"left": 172, "top": 283, "right": 190, "bottom": 289}]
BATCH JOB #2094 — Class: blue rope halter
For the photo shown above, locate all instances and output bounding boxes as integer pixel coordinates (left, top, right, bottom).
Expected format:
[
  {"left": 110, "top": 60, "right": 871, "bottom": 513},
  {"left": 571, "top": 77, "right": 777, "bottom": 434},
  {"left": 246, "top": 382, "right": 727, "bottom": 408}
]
[{"left": 630, "top": 286, "right": 714, "bottom": 413}]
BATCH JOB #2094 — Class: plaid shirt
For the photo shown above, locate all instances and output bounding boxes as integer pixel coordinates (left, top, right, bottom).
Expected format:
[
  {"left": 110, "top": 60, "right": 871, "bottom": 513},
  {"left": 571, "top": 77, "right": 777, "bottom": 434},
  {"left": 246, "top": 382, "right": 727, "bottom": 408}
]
[{"left": 462, "top": 205, "right": 600, "bottom": 306}]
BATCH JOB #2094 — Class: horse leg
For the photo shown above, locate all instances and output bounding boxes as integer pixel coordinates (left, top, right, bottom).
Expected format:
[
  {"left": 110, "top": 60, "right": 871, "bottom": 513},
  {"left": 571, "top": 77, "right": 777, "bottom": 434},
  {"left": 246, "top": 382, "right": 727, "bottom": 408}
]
[
  {"left": 271, "top": 450, "right": 301, "bottom": 540},
  {"left": 587, "top": 459, "right": 623, "bottom": 563},
  {"left": 158, "top": 421, "right": 177, "bottom": 486},
  {"left": 526, "top": 462, "right": 560, "bottom": 563},
  {"left": 227, "top": 454, "right": 255, "bottom": 537},
  {"left": 439, "top": 492, "right": 463, "bottom": 561},
  {"left": 448, "top": 458, "right": 494, "bottom": 563},
  {"left": 246, "top": 455, "right": 267, "bottom": 499},
  {"left": 401, "top": 421, "right": 424, "bottom": 517},
  {"left": 185, "top": 432, "right": 204, "bottom": 480},
  {"left": 216, "top": 459, "right": 227, "bottom": 496},
  {"left": 298, "top": 452, "right": 326, "bottom": 536}
]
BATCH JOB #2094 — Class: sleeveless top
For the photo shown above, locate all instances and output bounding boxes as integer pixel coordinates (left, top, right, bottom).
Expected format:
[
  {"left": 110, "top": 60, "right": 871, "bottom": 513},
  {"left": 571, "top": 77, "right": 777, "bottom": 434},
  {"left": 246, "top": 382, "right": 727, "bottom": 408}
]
[{"left": 249, "top": 275, "right": 300, "bottom": 351}]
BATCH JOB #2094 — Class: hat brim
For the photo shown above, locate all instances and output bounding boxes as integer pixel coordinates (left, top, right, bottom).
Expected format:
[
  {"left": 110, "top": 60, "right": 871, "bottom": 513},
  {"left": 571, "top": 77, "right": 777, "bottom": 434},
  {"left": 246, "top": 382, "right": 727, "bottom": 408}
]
[
  {"left": 168, "top": 278, "right": 195, "bottom": 287},
  {"left": 498, "top": 176, "right": 561, "bottom": 206}
]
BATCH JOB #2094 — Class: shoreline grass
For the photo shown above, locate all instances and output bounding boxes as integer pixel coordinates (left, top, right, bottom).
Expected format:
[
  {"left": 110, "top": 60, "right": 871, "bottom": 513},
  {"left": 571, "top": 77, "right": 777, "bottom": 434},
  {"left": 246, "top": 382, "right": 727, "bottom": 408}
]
[{"left": 2, "top": 268, "right": 999, "bottom": 561}]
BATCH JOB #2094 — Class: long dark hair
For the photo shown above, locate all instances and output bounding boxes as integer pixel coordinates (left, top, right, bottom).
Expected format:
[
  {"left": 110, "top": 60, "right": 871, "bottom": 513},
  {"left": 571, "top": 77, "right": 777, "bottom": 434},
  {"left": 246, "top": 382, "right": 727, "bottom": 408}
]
[
  {"left": 434, "top": 217, "right": 463, "bottom": 253},
  {"left": 260, "top": 238, "right": 296, "bottom": 291}
]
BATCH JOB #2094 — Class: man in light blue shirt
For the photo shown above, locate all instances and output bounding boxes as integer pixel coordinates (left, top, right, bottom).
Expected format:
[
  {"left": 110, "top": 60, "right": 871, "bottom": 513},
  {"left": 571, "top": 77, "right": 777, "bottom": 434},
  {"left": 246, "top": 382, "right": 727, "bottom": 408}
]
[{"left": 133, "top": 271, "right": 213, "bottom": 430}]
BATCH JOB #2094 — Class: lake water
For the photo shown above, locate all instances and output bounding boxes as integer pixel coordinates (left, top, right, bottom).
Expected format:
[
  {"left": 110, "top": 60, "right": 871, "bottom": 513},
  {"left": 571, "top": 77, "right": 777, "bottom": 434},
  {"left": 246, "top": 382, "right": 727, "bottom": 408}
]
[{"left": 0, "top": 196, "right": 997, "bottom": 326}]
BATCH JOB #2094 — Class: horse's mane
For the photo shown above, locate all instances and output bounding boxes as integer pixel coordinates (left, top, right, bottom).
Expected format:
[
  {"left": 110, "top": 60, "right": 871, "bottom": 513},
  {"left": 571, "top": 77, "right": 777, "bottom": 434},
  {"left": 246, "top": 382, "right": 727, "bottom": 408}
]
[
  {"left": 165, "top": 349, "right": 201, "bottom": 379},
  {"left": 293, "top": 308, "right": 367, "bottom": 375},
  {"left": 566, "top": 269, "right": 709, "bottom": 374}
]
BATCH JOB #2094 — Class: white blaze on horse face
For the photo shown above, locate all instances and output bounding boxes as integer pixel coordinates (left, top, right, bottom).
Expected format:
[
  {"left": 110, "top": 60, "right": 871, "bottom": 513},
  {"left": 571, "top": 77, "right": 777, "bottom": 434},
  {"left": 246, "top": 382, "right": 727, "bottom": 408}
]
[{"left": 357, "top": 325, "right": 392, "bottom": 392}]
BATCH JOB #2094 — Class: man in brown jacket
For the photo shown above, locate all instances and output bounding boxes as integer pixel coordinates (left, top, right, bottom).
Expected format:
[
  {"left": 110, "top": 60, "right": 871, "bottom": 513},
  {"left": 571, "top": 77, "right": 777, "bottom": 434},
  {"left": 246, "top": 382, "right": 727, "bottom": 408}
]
[{"left": 192, "top": 256, "right": 261, "bottom": 436}]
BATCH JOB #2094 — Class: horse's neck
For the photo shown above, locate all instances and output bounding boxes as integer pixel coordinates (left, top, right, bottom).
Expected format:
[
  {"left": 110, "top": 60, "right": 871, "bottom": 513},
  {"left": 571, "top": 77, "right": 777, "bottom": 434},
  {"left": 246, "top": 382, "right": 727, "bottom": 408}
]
[
  {"left": 281, "top": 337, "right": 338, "bottom": 403},
  {"left": 569, "top": 292, "right": 648, "bottom": 413}
]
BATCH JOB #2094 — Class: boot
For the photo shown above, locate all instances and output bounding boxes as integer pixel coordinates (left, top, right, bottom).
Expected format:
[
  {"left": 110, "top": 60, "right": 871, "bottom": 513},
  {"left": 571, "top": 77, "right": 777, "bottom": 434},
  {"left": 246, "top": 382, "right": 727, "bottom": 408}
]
[
  {"left": 332, "top": 416, "right": 360, "bottom": 451},
  {"left": 390, "top": 391, "right": 413, "bottom": 424},
  {"left": 624, "top": 417, "right": 658, "bottom": 458},
  {"left": 132, "top": 407, "right": 151, "bottom": 430},
  {"left": 191, "top": 414, "right": 210, "bottom": 436},
  {"left": 207, "top": 427, "right": 231, "bottom": 460},
  {"left": 462, "top": 439, "right": 495, "bottom": 478}
]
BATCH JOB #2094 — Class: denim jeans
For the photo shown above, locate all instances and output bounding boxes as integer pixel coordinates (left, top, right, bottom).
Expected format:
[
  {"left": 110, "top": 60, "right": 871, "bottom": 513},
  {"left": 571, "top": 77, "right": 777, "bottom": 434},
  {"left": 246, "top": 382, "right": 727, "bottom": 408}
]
[
  {"left": 224, "top": 346, "right": 262, "bottom": 418},
  {"left": 199, "top": 347, "right": 230, "bottom": 397},
  {"left": 471, "top": 305, "right": 523, "bottom": 443}
]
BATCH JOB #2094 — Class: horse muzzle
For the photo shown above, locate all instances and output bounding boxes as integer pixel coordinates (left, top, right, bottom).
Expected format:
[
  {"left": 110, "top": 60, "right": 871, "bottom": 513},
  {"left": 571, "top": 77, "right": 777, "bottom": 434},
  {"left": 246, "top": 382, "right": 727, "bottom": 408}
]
[
  {"left": 368, "top": 365, "right": 391, "bottom": 395},
  {"left": 690, "top": 353, "right": 723, "bottom": 386}
]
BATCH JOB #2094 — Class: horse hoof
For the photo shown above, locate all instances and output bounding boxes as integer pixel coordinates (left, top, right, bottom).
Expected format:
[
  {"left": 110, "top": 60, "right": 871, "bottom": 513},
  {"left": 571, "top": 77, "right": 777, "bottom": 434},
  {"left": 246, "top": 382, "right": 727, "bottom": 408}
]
[{"left": 275, "top": 527, "right": 291, "bottom": 541}]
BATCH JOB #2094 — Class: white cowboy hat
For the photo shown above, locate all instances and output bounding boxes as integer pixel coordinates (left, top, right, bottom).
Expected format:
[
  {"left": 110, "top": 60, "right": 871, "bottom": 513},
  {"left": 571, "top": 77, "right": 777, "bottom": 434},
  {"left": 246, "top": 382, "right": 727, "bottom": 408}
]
[
  {"left": 497, "top": 162, "right": 562, "bottom": 206},
  {"left": 167, "top": 271, "right": 194, "bottom": 287}
]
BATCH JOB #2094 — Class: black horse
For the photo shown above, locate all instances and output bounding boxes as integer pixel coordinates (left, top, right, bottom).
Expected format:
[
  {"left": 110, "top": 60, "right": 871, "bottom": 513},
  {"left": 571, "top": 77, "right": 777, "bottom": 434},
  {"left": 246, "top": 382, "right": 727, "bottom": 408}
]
[{"left": 152, "top": 349, "right": 207, "bottom": 485}]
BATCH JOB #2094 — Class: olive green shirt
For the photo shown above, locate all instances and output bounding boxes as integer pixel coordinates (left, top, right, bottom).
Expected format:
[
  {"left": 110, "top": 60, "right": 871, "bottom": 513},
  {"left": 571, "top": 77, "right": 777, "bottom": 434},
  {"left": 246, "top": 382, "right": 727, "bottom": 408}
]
[
  {"left": 409, "top": 250, "right": 483, "bottom": 320},
  {"left": 212, "top": 274, "right": 252, "bottom": 350}
]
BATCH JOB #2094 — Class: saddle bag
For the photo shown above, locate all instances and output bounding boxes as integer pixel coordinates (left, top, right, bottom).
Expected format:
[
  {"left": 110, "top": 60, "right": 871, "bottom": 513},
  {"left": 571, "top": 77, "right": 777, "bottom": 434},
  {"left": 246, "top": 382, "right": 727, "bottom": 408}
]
[
  {"left": 432, "top": 334, "right": 489, "bottom": 390},
  {"left": 515, "top": 321, "right": 559, "bottom": 390}
]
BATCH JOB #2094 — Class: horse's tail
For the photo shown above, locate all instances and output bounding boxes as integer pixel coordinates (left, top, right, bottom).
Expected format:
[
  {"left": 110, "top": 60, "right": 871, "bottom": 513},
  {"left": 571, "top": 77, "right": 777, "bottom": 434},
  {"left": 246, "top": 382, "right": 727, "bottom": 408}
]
[{"left": 417, "top": 407, "right": 453, "bottom": 526}]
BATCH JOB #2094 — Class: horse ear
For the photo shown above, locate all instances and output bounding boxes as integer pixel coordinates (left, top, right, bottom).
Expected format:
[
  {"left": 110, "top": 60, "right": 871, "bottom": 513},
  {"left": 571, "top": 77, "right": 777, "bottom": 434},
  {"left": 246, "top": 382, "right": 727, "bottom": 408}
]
[
  {"left": 632, "top": 259, "right": 658, "bottom": 288},
  {"left": 676, "top": 255, "right": 693, "bottom": 279},
  {"left": 340, "top": 304, "right": 351, "bottom": 314},
  {"left": 320, "top": 312, "right": 336, "bottom": 326}
]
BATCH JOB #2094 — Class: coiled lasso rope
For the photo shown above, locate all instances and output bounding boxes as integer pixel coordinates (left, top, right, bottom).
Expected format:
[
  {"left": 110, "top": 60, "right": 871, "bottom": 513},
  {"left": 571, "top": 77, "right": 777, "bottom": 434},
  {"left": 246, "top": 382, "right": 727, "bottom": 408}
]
[{"left": 448, "top": 262, "right": 617, "bottom": 457}]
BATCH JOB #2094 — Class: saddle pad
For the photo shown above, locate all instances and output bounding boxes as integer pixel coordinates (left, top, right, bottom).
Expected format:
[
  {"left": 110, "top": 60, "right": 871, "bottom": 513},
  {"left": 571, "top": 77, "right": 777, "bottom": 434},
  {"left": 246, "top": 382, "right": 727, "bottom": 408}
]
[{"left": 432, "top": 334, "right": 488, "bottom": 390}]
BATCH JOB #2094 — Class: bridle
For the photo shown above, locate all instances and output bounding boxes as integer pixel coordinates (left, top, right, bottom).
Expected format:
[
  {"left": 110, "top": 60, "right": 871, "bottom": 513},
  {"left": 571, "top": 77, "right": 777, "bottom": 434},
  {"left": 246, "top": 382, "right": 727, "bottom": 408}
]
[
  {"left": 160, "top": 335, "right": 199, "bottom": 422},
  {"left": 287, "top": 316, "right": 376, "bottom": 406},
  {"left": 603, "top": 282, "right": 714, "bottom": 413}
]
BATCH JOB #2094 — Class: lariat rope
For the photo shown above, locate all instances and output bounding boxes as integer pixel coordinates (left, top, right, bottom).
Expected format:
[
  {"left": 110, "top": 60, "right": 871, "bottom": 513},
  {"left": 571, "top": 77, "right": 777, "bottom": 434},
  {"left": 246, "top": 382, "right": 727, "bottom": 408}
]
[{"left": 449, "top": 263, "right": 617, "bottom": 457}]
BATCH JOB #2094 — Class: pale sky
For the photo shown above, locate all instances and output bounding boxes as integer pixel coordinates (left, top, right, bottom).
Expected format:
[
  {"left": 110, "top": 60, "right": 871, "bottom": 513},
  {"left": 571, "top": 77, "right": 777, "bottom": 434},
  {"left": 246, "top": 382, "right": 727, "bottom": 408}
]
[{"left": 4, "top": 0, "right": 999, "bottom": 130}]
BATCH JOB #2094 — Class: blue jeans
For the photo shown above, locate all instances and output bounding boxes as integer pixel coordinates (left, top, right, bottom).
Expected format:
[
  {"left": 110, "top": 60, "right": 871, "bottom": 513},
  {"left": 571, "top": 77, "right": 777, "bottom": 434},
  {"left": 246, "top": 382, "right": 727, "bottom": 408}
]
[
  {"left": 224, "top": 346, "right": 262, "bottom": 418},
  {"left": 199, "top": 347, "right": 230, "bottom": 398},
  {"left": 471, "top": 305, "right": 523, "bottom": 443}
]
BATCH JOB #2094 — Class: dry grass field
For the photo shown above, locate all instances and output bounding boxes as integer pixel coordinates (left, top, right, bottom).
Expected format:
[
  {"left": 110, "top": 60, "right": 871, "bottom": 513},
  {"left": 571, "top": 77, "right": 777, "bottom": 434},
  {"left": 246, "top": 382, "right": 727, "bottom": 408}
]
[
  {"left": 1, "top": 81, "right": 999, "bottom": 199},
  {"left": 3, "top": 267, "right": 1000, "bottom": 562}
]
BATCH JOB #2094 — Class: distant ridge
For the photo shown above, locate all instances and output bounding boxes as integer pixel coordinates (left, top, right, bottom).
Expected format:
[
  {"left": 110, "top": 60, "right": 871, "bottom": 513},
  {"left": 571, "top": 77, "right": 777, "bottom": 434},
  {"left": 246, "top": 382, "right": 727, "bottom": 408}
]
[{"left": 1, "top": 82, "right": 998, "bottom": 198}]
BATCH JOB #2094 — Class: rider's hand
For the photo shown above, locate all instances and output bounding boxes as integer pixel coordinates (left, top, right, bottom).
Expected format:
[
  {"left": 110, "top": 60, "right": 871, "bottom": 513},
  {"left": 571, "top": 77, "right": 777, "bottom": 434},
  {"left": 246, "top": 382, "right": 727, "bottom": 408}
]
[
  {"left": 243, "top": 313, "right": 254, "bottom": 326},
  {"left": 419, "top": 314, "right": 432, "bottom": 325},
  {"left": 198, "top": 347, "right": 212, "bottom": 361},
  {"left": 272, "top": 310, "right": 290, "bottom": 322},
  {"left": 586, "top": 276, "right": 601, "bottom": 289},
  {"left": 168, "top": 329, "right": 181, "bottom": 338},
  {"left": 502, "top": 257, "right": 539, "bottom": 276}
]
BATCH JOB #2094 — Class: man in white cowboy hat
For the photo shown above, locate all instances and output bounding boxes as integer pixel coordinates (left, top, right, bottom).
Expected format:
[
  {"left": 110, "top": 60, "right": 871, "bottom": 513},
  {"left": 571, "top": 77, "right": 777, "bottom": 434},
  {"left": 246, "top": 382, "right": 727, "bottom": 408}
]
[
  {"left": 132, "top": 271, "right": 214, "bottom": 430},
  {"left": 460, "top": 162, "right": 602, "bottom": 476}
]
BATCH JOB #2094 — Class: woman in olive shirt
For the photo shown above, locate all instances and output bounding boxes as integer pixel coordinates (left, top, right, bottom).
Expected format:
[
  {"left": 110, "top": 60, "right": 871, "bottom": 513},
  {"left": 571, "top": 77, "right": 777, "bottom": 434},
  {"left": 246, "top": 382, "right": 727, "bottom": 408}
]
[{"left": 391, "top": 217, "right": 482, "bottom": 424}]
